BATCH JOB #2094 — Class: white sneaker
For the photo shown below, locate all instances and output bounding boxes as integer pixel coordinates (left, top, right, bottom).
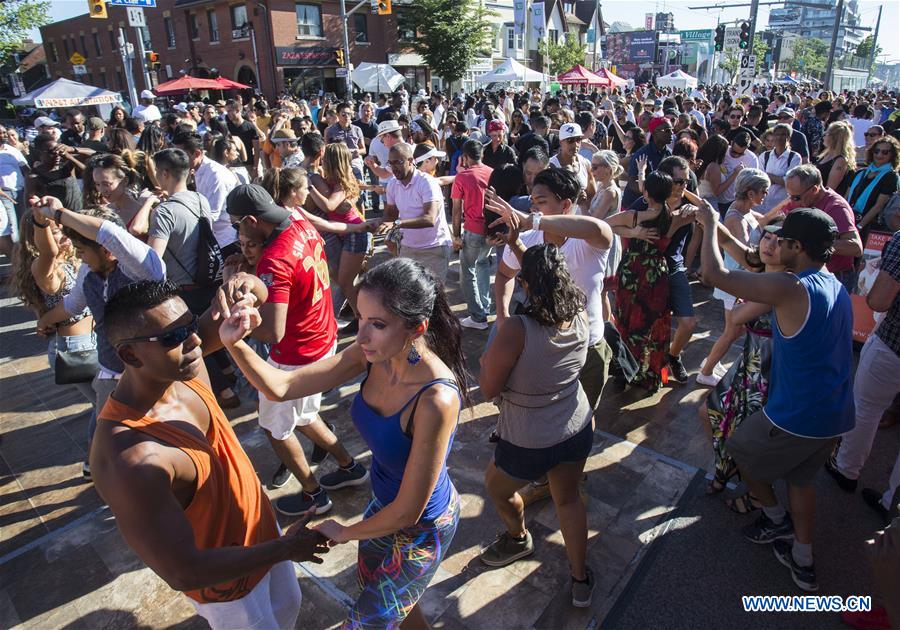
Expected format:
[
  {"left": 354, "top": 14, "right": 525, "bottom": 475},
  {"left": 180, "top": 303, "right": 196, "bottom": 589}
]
[
  {"left": 460, "top": 316, "right": 489, "bottom": 330},
  {"left": 696, "top": 371, "right": 721, "bottom": 387}
]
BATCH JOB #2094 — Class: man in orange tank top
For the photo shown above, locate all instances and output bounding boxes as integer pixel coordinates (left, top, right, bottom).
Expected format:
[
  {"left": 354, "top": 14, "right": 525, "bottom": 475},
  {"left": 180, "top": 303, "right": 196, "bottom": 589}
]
[{"left": 92, "top": 278, "right": 328, "bottom": 628}]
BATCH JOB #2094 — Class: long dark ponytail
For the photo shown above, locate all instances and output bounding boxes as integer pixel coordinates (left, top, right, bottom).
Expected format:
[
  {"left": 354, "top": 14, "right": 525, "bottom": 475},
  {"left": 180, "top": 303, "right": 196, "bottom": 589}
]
[{"left": 358, "top": 258, "right": 471, "bottom": 408}]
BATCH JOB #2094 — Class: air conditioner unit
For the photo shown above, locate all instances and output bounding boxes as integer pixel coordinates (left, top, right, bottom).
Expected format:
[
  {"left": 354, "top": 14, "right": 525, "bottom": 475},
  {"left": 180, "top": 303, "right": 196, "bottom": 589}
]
[{"left": 232, "top": 28, "right": 248, "bottom": 39}]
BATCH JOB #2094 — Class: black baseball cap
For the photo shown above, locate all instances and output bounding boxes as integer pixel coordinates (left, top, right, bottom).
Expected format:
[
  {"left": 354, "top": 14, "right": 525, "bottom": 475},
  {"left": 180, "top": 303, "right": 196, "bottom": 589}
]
[
  {"left": 226, "top": 184, "right": 290, "bottom": 225},
  {"left": 771, "top": 208, "right": 838, "bottom": 247}
]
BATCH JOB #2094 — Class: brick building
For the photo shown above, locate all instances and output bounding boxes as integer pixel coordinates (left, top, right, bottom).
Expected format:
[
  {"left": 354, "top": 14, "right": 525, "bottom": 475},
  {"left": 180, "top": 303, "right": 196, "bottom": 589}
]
[{"left": 40, "top": 0, "right": 429, "bottom": 102}]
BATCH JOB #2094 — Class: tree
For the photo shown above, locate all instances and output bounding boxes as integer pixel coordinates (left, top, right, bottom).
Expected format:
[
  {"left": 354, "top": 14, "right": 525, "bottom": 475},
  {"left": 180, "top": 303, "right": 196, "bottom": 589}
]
[
  {"left": 782, "top": 38, "right": 828, "bottom": 78},
  {"left": 752, "top": 34, "right": 769, "bottom": 75},
  {"left": 398, "top": 0, "right": 496, "bottom": 86},
  {"left": 0, "top": 0, "right": 49, "bottom": 68},
  {"left": 719, "top": 35, "right": 769, "bottom": 82},
  {"left": 856, "top": 35, "right": 882, "bottom": 74},
  {"left": 538, "top": 36, "right": 588, "bottom": 76}
]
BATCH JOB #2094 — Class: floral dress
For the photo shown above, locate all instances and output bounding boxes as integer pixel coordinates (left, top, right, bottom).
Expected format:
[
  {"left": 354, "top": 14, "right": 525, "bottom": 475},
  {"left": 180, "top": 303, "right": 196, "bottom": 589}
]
[
  {"left": 614, "top": 231, "right": 672, "bottom": 393},
  {"left": 706, "top": 312, "right": 773, "bottom": 481}
]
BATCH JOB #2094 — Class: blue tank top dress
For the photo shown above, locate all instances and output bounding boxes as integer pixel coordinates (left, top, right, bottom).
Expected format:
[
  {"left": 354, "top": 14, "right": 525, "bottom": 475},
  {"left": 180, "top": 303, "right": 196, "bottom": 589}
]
[
  {"left": 351, "top": 375, "right": 461, "bottom": 522},
  {"left": 765, "top": 268, "right": 855, "bottom": 438}
]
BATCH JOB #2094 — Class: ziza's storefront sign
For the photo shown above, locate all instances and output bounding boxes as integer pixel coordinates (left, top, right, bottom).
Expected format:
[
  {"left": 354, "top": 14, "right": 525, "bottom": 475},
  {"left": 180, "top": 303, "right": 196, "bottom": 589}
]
[{"left": 276, "top": 46, "right": 336, "bottom": 66}]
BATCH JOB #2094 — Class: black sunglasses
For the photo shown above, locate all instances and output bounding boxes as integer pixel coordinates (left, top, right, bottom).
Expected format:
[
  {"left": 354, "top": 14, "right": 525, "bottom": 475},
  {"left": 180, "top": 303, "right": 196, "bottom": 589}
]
[
  {"left": 671, "top": 178, "right": 687, "bottom": 186},
  {"left": 116, "top": 315, "right": 199, "bottom": 349}
]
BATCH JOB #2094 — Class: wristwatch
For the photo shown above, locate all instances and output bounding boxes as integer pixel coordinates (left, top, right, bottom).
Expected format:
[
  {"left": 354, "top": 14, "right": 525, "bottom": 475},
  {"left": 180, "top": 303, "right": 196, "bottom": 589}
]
[
  {"left": 395, "top": 219, "right": 403, "bottom": 229},
  {"left": 531, "top": 212, "right": 543, "bottom": 231},
  {"left": 55, "top": 209, "right": 64, "bottom": 225},
  {"left": 31, "top": 215, "right": 50, "bottom": 229}
]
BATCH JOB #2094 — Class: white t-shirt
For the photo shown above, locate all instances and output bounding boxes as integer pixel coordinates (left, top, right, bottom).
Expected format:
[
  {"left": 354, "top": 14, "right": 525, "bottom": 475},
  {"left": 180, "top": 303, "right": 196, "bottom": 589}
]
[
  {"left": 550, "top": 154, "right": 592, "bottom": 192},
  {"left": 370, "top": 136, "right": 391, "bottom": 184},
  {"left": 132, "top": 103, "right": 161, "bottom": 122},
  {"left": 385, "top": 170, "right": 452, "bottom": 249},
  {"left": 502, "top": 230, "right": 609, "bottom": 346},
  {"left": 194, "top": 156, "right": 240, "bottom": 247},
  {"left": 759, "top": 148, "right": 801, "bottom": 212},
  {"left": 850, "top": 117, "right": 875, "bottom": 147},
  {"left": 720, "top": 149, "right": 760, "bottom": 203},
  {"left": 0, "top": 144, "right": 27, "bottom": 191}
]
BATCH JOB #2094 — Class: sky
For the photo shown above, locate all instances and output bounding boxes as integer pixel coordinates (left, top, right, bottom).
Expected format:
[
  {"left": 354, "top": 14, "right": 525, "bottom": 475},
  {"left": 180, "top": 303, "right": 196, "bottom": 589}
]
[{"left": 26, "top": 0, "right": 900, "bottom": 62}]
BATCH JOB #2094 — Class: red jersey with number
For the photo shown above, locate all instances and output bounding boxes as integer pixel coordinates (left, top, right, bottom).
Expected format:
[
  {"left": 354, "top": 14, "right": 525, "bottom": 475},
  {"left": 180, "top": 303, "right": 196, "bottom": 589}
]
[{"left": 256, "top": 216, "right": 336, "bottom": 365}]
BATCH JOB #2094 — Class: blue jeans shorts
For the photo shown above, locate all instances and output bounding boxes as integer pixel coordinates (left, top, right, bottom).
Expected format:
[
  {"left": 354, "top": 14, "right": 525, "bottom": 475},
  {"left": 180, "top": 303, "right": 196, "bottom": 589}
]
[
  {"left": 342, "top": 231, "right": 371, "bottom": 254},
  {"left": 668, "top": 269, "right": 695, "bottom": 317}
]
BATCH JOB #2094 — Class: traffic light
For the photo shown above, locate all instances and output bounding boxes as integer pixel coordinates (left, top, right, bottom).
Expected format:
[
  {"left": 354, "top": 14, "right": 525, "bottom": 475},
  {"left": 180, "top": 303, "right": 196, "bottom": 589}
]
[
  {"left": 714, "top": 24, "right": 725, "bottom": 52},
  {"left": 739, "top": 21, "right": 751, "bottom": 49},
  {"left": 88, "top": 0, "right": 107, "bottom": 19},
  {"left": 335, "top": 49, "right": 344, "bottom": 66},
  {"left": 145, "top": 51, "right": 161, "bottom": 71},
  {"left": 371, "top": 0, "right": 391, "bottom": 15}
]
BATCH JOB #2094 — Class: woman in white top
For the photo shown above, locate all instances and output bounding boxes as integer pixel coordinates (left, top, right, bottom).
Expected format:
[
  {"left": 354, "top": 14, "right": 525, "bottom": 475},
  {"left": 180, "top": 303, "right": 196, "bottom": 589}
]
[
  {"left": 589, "top": 150, "right": 623, "bottom": 322},
  {"left": 698, "top": 169, "right": 779, "bottom": 386},
  {"left": 550, "top": 123, "right": 596, "bottom": 212}
]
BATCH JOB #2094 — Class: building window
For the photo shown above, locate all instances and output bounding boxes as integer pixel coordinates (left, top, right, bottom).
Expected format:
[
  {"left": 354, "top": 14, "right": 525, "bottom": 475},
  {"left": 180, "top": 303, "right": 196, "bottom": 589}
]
[
  {"left": 97, "top": 72, "right": 107, "bottom": 88},
  {"left": 63, "top": 38, "right": 71, "bottom": 59},
  {"left": 117, "top": 69, "right": 124, "bottom": 90},
  {"left": 109, "top": 29, "right": 117, "bottom": 50},
  {"left": 189, "top": 13, "right": 200, "bottom": 39},
  {"left": 550, "top": 29, "right": 559, "bottom": 44},
  {"left": 47, "top": 42, "right": 58, "bottom": 63},
  {"left": 208, "top": 9, "right": 219, "bottom": 42},
  {"left": 296, "top": 3, "right": 322, "bottom": 37},
  {"left": 353, "top": 13, "right": 368, "bottom": 43},
  {"left": 231, "top": 4, "right": 248, "bottom": 31},
  {"left": 506, "top": 27, "right": 523, "bottom": 51},
  {"left": 399, "top": 26, "right": 416, "bottom": 42},
  {"left": 80, "top": 35, "right": 88, "bottom": 58},
  {"left": 164, "top": 16, "right": 176, "bottom": 47},
  {"left": 140, "top": 26, "right": 151, "bottom": 50},
  {"left": 93, "top": 32, "right": 102, "bottom": 55}
]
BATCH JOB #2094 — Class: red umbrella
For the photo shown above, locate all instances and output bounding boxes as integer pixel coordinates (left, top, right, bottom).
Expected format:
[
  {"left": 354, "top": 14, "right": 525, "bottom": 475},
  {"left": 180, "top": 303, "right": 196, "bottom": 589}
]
[
  {"left": 153, "top": 76, "right": 224, "bottom": 95},
  {"left": 216, "top": 77, "right": 252, "bottom": 90}
]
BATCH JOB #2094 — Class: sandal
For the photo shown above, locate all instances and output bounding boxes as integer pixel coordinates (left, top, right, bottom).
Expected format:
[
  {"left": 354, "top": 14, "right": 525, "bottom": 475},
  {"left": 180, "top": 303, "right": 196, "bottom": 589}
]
[
  {"left": 726, "top": 492, "right": 763, "bottom": 514},
  {"left": 706, "top": 464, "right": 738, "bottom": 495}
]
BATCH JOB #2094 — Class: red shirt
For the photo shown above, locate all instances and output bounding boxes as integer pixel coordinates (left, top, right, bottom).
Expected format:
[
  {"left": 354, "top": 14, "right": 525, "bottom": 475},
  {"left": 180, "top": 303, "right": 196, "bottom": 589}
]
[
  {"left": 784, "top": 188, "right": 858, "bottom": 273},
  {"left": 256, "top": 216, "right": 337, "bottom": 365},
  {"left": 451, "top": 163, "right": 493, "bottom": 235}
]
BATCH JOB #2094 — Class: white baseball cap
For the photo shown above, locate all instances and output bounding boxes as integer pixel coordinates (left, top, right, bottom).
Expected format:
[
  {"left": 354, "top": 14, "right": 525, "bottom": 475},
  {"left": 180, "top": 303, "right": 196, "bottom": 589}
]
[
  {"left": 413, "top": 147, "right": 446, "bottom": 164},
  {"left": 140, "top": 89, "right": 155, "bottom": 100},
  {"left": 558, "top": 123, "right": 583, "bottom": 141},
  {"left": 34, "top": 116, "right": 59, "bottom": 128},
  {"left": 174, "top": 102, "right": 188, "bottom": 113},
  {"left": 376, "top": 120, "right": 403, "bottom": 137}
]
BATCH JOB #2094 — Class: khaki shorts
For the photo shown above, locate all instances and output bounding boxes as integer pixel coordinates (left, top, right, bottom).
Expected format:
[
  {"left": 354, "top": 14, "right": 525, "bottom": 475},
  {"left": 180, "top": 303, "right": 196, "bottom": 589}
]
[
  {"left": 726, "top": 410, "right": 837, "bottom": 487},
  {"left": 579, "top": 338, "right": 612, "bottom": 410}
]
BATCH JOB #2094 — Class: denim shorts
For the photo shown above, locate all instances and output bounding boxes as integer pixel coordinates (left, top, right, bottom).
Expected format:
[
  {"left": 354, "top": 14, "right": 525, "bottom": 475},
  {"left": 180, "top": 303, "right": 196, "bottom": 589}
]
[
  {"left": 494, "top": 420, "right": 594, "bottom": 482},
  {"left": 668, "top": 269, "right": 695, "bottom": 317},
  {"left": 342, "top": 230, "right": 371, "bottom": 254}
]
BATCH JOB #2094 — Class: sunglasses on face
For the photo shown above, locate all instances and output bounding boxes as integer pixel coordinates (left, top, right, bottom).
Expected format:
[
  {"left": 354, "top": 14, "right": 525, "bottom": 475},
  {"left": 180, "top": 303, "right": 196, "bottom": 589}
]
[
  {"left": 729, "top": 114, "right": 742, "bottom": 119},
  {"left": 116, "top": 315, "right": 199, "bottom": 349},
  {"left": 789, "top": 185, "right": 814, "bottom": 201},
  {"left": 671, "top": 178, "right": 687, "bottom": 186},
  {"left": 387, "top": 158, "right": 410, "bottom": 166},
  {"left": 865, "top": 132, "right": 882, "bottom": 137}
]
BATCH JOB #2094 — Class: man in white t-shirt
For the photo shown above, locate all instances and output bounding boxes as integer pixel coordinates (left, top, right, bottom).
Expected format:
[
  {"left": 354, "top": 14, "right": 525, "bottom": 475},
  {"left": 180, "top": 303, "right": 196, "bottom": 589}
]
[
  {"left": 379, "top": 143, "right": 453, "bottom": 281},
  {"left": 0, "top": 125, "right": 28, "bottom": 254},
  {"left": 364, "top": 119, "right": 404, "bottom": 189},
  {"left": 492, "top": 166, "right": 613, "bottom": 410},
  {"left": 758, "top": 123, "right": 802, "bottom": 212},
  {"left": 550, "top": 123, "right": 595, "bottom": 212},
  {"left": 132, "top": 90, "right": 162, "bottom": 123},
  {"left": 720, "top": 131, "right": 760, "bottom": 208},
  {"left": 849, "top": 104, "right": 875, "bottom": 147}
]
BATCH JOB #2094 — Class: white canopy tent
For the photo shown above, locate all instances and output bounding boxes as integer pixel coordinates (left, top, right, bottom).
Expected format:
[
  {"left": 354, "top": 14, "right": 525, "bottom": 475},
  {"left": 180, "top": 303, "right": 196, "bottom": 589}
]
[
  {"left": 474, "top": 57, "right": 545, "bottom": 84},
  {"left": 656, "top": 70, "right": 699, "bottom": 90},
  {"left": 13, "top": 77, "right": 121, "bottom": 108},
  {"left": 352, "top": 63, "right": 405, "bottom": 93}
]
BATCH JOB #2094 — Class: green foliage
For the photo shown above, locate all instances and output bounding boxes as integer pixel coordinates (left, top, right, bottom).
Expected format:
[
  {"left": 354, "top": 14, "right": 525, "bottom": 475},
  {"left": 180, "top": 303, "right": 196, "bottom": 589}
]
[
  {"left": 538, "top": 36, "right": 588, "bottom": 76},
  {"left": 782, "top": 38, "right": 829, "bottom": 78},
  {"left": 855, "top": 35, "right": 882, "bottom": 61},
  {"left": 398, "top": 0, "right": 497, "bottom": 85},
  {"left": 719, "top": 35, "right": 769, "bottom": 81},
  {"left": 752, "top": 34, "right": 768, "bottom": 75},
  {"left": 0, "top": 0, "right": 49, "bottom": 68}
]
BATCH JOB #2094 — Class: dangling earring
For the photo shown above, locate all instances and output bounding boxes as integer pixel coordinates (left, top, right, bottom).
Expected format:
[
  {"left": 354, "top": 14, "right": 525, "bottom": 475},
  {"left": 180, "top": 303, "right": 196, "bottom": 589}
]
[{"left": 407, "top": 344, "right": 422, "bottom": 365}]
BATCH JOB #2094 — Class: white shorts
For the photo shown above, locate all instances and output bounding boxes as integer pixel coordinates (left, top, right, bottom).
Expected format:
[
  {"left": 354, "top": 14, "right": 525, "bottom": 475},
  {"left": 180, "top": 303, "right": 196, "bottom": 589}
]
[
  {"left": 713, "top": 288, "right": 737, "bottom": 311},
  {"left": 190, "top": 560, "right": 301, "bottom": 630},
  {"left": 258, "top": 343, "right": 337, "bottom": 440}
]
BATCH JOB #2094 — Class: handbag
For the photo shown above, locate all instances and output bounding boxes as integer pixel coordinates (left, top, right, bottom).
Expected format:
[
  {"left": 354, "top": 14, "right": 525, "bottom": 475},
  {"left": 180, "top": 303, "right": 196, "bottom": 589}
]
[{"left": 54, "top": 347, "right": 99, "bottom": 385}]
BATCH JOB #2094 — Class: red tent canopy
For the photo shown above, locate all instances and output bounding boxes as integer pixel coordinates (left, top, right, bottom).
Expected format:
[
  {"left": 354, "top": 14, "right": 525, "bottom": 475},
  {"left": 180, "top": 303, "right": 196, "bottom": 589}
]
[
  {"left": 595, "top": 67, "right": 628, "bottom": 87},
  {"left": 557, "top": 65, "right": 607, "bottom": 85},
  {"left": 216, "top": 77, "right": 252, "bottom": 90},
  {"left": 153, "top": 76, "right": 224, "bottom": 95}
]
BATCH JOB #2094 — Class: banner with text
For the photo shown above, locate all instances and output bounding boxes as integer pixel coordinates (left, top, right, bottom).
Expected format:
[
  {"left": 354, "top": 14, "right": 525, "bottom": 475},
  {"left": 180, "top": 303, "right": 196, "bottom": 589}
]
[
  {"left": 514, "top": 0, "right": 527, "bottom": 36},
  {"left": 531, "top": 2, "right": 546, "bottom": 43}
]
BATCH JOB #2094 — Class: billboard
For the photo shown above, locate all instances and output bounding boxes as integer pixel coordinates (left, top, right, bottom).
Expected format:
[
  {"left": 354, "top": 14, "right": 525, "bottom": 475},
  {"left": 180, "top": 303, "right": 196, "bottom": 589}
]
[
  {"left": 769, "top": 7, "right": 802, "bottom": 27},
  {"left": 604, "top": 32, "right": 631, "bottom": 65},
  {"left": 630, "top": 32, "right": 658, "bottom": 63},
  {"left": 852, "top": 231, "right": 892, "bottom": 343}
]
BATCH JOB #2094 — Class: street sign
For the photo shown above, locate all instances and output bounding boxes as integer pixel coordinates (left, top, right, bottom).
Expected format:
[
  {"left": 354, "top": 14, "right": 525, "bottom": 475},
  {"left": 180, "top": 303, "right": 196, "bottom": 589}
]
[
  {"left": 126, "top": 6, "right": 145, "bottom": 27},
  {"left": 738, "top": 76, "right": 753, "bottom": 95},
  {"left": 680, "top": 29, "right": 712, "bottom": 43},
  {"left": 69, "top": 52, "right": 86, "bottom": 65},
  {"left": 107, "top": 0, "right": 156, "bottom": 7},
  {"left": 73, "top": 64, "right": 88, "bottom": 75},
  {"left": 740, "top": 53, "right": 756, "bottom": 78},
  {"left": 724, "top": 26, "right": 741, "bottom": 52}
]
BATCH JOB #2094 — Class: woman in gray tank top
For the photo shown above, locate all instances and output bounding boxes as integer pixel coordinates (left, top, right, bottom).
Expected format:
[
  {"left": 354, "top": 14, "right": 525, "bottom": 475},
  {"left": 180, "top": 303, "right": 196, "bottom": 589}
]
[{"left": 478, "top": 243, "right": 597, "bottom": 608}]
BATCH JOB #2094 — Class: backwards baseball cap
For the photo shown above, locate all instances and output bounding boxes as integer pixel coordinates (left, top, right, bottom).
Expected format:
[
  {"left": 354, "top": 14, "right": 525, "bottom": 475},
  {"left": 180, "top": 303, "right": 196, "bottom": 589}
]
[
  {"left": 769, "top": 208, "right": 838, "bottom": 250},
  {"left": 376, "top": 120, "right": 402, "bottom": 137},
  {"left": 87, "top": 117, "right": 106, "bottom": 131},
  {"left": 647, "top": 116, "right": 670, "bottom": 134},
  {"left": 558, "top": 123, "right": 583, "bottom": 141},
  {"left": 226, "top": 184, "right": 291, "bottom": 226},
  {"left": 140, "top": 89, "right": 155, "bottom": 100},
  {"left": 34, "top": 116, "right": 59, "bottom": 128}
]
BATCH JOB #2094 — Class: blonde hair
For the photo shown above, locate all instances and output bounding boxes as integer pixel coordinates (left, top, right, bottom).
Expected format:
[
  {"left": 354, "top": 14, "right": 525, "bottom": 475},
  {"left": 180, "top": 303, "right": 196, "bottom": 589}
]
[
  {"left": 820, "top": 120, "right": 855, "bottom": 167},
  {"left": 592, "top": 150, "right": 624, "bottom": 179},
  {"left": 11, "top": 209, "right": 78, "bottom": 315},
  {"left": 322, "top": 143, "right": 360, "bottom": 204}
]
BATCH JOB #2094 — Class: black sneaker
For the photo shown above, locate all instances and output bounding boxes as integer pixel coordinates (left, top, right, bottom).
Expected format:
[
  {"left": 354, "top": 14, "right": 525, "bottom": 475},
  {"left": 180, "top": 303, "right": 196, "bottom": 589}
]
[
  {"left": 772, "top": 539, "right": 819, "bottom": 591},
  {"left": 311, "top": 422, "right": 336, "bottom": 466},
  {"left": 667, "top": 353, "right": 689, "bottom": 382},
  {"left": 275, "top": 488, "right": 333, "bottom": 516},
  {"left": 572, "top": 567, "right": 595, "bottom": 608},
  {"left": 82, "top": 462, "right": 92, "bottom": 481},
  {"left": 825, "top": 457, "right": 858, "bottom": 493},
  {"left": 319, "top": 462, "right": 370, "bottom": 490},
  {"left": 742, "top": 511, "right": 794, "bottom": 544},
  {"left": 270, "top": 463, "right": 292, "bottom": 489},
  {"left": 861, "top": 488, "right": 891, "bottom": 521}
]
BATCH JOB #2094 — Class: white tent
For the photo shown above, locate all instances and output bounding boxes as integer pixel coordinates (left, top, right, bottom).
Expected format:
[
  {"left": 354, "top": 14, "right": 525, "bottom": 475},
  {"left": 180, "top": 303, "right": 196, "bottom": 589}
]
[
  {"left": 352, "top": 63, "right": 405, "bottom": 93},
  {"left": 656, "top": 70, "right": 698, "bottom": 90},
  {"left": 13, "top": 77, "right": 121, "bottom": 108},
  {"left": 474, "top": 57, "right": 545, "bottom": 84}
]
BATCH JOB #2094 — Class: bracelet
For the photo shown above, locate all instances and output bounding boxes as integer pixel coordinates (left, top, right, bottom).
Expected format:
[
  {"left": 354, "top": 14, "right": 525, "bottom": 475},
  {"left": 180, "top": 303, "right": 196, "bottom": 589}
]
[
  {"left": 55, "top": 209, "right": 64, "bottom": 225},
  {"left": 31, "top": 216, "right": 50, "bottom": 229}
]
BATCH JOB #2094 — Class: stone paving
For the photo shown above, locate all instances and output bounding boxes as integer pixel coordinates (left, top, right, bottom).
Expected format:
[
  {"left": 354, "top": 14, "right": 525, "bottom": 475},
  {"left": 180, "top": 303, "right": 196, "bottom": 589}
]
[{"left": 1, "top": 257, "right": 894, "bottom": 629}]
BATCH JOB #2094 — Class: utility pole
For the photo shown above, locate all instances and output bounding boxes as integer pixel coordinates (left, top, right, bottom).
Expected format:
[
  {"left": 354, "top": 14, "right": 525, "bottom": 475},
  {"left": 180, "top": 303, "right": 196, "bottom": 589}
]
[
  {"left": 134, "top": 27, "right": 151, "bottom": 91},
  {"left": 592, "top": 0, "right": 601, "bottom": 69},
  {"left": 823, "top": 0, "right": 844, "bottom": 91},
  {"left": 867, "top": 4, "right": 882, "bottom": 83},
  {"left": 118, "top": 27, "right": 138, "bottom": 109},
  {"left": 339, "top": 0, "right": 353, "bottom": 96}
]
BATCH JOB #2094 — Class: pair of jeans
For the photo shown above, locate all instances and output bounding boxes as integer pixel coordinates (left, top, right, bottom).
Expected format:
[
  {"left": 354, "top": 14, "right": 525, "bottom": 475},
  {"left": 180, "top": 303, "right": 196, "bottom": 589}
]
[
  {"left": 48, "top": 333, "right": 98, "bottom": 460},
  {"left": 459, "top": 230, "right": 494, "bottom": 323}
]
